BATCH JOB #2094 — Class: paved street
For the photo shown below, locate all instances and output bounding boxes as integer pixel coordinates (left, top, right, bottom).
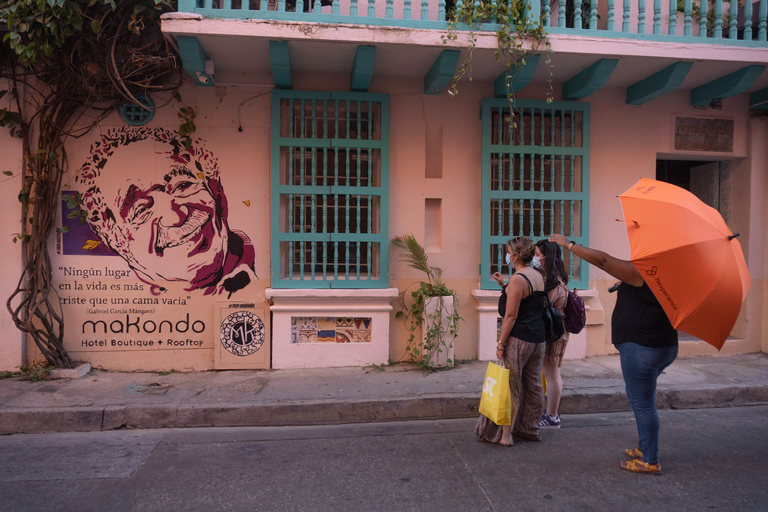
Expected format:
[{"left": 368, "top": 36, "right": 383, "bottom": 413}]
[{"left": 1, "top": 406, "right": 766, "bottom": 512}]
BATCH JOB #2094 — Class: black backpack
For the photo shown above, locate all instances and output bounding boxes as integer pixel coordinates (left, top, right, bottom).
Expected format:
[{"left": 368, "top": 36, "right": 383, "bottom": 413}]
[
  {"left": 505, "top": 274, "right": 565, "bottom": 344},
  {"left": 543, "top": 290, "right": 566, "bottom": 344}
]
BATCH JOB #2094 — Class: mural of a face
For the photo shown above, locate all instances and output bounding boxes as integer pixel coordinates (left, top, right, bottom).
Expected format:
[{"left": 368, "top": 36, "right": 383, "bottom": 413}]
[
  {"left": 98, "top": 139, "right": 228, "bottom": 285},
  {"left": 75, "top": 128, "right": 254, "bottom": 295}
]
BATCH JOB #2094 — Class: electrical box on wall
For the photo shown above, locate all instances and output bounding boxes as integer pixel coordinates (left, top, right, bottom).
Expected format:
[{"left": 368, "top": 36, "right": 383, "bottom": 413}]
[{"left": 215, "top": 302, "right": 270, "bottom": 369}]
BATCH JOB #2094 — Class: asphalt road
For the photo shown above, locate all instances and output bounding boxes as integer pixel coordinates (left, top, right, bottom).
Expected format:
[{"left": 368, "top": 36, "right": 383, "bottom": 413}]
[{"left": 1, "top": 406, "right": 766, "bottom": 512}]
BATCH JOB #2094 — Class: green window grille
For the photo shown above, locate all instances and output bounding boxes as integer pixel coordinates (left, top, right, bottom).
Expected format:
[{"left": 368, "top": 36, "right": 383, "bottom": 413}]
[
  {"left": 480, "top": 99, "right": 590, "bottom": 290},
  {"left": 271, "top": 90, "right": 390, "bottom": 289}
]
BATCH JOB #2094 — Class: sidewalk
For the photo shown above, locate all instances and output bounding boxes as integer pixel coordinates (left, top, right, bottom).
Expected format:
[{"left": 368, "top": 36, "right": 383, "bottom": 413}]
[{"left": 1, "top": 353, "right": 768, "bottom": 434}]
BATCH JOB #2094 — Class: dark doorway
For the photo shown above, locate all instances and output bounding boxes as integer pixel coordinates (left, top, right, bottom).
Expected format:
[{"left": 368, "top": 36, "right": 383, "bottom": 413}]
[
  {"left": 656, "top": 159, "right": 736, "bottom": 342},
  {"left": 656, "top": 159, "right": 732, "bottom": 227}
]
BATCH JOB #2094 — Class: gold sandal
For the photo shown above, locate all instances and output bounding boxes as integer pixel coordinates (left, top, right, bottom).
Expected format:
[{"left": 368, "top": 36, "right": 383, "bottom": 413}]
[
  {"left": 625, "top": 448, "right": 643, "bottom": 459},
  {"left": 620, "top": 459, "right": 661, "bottom": 475}
]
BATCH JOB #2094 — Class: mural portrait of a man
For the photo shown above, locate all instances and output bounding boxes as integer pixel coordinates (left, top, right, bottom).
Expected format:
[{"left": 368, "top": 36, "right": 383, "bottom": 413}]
[{"left": 73, "top": 127, "right": 255, "bottom": 296}]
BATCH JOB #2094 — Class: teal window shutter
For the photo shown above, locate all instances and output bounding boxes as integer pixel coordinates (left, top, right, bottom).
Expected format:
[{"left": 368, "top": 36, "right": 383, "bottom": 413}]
[
  {"left": 271, "top": 90, "right": 390, "bottom": 288},
  {"left": 480, "top": 99, "right": 590, "bottom": 289}
]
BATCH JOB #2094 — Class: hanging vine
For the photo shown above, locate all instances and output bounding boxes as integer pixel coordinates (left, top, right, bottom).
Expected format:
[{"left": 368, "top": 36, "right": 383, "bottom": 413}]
[
  {"left": 443, "top": 0, "right": 554, "bottom": 127},
  {"left": 0, "top": 0, "right": 188, "bottom": 368}
]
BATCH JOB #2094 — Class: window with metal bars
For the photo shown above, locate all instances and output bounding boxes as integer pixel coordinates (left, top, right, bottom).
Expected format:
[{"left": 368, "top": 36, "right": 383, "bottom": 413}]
[
  {"left": 271, "top": 91, "right": 390, "bottom": 288},
  {"left": 480, "top": 99, "right": 590, "bottom": 289}
]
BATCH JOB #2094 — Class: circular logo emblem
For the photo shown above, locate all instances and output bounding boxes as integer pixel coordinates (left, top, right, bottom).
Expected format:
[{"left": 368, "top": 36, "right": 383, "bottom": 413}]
[{"left": 220, "top": 311, "right": 265, "bottom": 357}]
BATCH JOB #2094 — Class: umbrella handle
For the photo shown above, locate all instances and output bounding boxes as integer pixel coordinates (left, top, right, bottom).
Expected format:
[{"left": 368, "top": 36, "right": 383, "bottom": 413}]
[{"left": 728, "top": 233, "right": 741, "bottom": 240}]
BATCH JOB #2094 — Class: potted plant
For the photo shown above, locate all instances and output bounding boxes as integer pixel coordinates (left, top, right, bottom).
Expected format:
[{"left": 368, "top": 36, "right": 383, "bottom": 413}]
[{"left": 391, "top": 235, "right": 461, "bottom": 372}]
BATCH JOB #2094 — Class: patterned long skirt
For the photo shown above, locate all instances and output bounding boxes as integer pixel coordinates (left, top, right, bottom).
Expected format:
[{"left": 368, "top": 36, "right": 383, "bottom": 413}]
[{"left": 475, "top": 335, "right": 545, "bottom": 442}]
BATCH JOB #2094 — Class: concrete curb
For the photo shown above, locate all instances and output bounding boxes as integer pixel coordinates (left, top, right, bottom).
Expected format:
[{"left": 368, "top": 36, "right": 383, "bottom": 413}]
[{"left": 3, "top": 385, "right": 768, "bottom": 434}]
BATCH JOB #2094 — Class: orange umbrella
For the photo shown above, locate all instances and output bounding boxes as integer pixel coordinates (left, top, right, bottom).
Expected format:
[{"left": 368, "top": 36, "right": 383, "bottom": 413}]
[{"left": 618, "top": 177, "right": 750, "bottom": 350}]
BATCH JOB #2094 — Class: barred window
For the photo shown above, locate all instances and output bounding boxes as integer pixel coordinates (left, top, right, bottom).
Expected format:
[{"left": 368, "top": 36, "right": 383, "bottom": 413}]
[
  {"left": 271, "top": 91, "right": 389, "bottom": 288},
  {"left": 481, "top": 99, "right": 590, "bottom": 289}
]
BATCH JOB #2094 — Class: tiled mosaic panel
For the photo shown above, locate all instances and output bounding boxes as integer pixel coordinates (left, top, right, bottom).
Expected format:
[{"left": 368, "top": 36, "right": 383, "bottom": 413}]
[{"left": 291, "top": 317, "right": 372, "bottom": 343}]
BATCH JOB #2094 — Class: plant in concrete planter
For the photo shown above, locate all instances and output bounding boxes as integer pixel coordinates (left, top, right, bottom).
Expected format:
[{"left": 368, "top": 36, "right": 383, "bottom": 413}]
[{"left": 392, "top": 235, "right": 461, "bottom": 372}]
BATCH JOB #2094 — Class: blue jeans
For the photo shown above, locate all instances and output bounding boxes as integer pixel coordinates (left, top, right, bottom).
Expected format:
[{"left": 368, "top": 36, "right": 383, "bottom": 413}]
[{"left": 616, "top": 342, "right": 678, "bottom": 465}]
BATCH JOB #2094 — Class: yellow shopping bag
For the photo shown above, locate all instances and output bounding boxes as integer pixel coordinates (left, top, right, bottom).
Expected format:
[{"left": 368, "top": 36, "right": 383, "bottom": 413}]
[{"left": 478, "top": 361, "right": 512, "bottom": 425}]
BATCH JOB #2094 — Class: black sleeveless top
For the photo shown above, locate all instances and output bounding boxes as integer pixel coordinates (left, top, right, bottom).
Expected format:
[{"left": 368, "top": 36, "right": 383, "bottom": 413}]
[
  {"left": 612, "top": 282, "right": 678, "bottom": 348},
  {"left": 498, "top": 273, "right": 547, "bottom": 344}
]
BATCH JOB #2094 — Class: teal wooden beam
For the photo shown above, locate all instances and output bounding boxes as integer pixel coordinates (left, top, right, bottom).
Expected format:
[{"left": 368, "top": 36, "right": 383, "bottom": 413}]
[
  {"left": 562, "top": 59, "right": 619, "bottom": 101},
  {"left": 269, "top": 41, "right": 292, "bottom": 90},
  {"left": 176, "top": 36, "right": 215, "bottom": 88},
  {"left": 494, "top": 54, "right": 541, "bottom": 97},
  {"left": 350, "top": 46, "right": 376, "bottom": 92},
  {"left": 423, "top": 50, "right": 460, "bottom": 95},
  {"left": 626, "top": 62, "right": 693, "bottom": 105},
  {"left": 749, "top": 87, "right": 768, "bottom": 109},
  {"left": 690, "top": 65, "right": 766, "bottom": 107}
]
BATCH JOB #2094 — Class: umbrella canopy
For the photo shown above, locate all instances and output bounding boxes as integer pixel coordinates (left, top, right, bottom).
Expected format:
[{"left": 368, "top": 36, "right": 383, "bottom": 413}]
[{"left": 618, "top": 177, "right": 750, "bottom": 350}]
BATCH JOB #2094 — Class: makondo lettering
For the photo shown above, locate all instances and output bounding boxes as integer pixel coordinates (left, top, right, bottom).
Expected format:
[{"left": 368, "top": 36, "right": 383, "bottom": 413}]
[{"left": 81, "top": 313, "right": 205, "bottom": 334}]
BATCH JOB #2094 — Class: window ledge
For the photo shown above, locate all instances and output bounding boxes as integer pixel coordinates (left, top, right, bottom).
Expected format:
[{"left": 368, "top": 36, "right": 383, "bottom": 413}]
[{"left": 266, "top": 287, "right": 399, "bottom": 312}]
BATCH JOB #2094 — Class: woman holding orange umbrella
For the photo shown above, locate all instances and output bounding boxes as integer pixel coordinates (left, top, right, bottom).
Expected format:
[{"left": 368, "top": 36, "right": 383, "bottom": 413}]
[{"left": 549, "top": 233, "right": 677, "bottom": 475}]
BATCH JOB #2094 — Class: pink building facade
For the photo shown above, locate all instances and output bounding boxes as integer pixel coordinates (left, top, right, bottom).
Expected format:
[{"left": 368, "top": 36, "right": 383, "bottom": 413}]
[{"left": 2, "top": 1, "right": 767, "bottom": 371}]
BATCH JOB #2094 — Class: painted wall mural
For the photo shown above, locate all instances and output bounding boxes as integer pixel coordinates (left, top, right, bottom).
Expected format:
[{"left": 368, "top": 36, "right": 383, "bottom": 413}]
[
  {"left": 70, "top": 127, "right": 256, "bottom": 296},
  {"left": 52, "top": 127, "right": 266, "bottom": 369}
]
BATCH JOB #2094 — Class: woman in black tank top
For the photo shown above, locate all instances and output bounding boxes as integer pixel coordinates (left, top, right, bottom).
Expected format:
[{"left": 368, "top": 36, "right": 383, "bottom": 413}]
[
  {"left": 475, "top": 236, "right": 547, "bottom": 447},
  {"left": 549, "top": 233, "right": 678, "bottom": 476}
]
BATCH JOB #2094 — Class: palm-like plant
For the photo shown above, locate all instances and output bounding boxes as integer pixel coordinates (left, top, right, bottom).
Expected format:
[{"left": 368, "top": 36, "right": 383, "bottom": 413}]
[
  {"left": 391, "top": 234, "right": 443, "bottom": 289},
  {"left": 391, "top": 234, "right": 460, "bottom": 372}
]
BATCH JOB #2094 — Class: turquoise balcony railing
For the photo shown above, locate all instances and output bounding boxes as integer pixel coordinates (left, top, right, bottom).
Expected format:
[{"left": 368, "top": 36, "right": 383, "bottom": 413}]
[{"left": 178, "top": 0, "right": 768, "bottom": 46}]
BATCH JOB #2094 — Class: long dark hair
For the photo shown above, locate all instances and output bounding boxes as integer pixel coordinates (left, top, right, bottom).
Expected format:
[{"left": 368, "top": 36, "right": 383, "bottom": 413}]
[{"left": 536, "top": 240, "right": 569, "bottom": 292}]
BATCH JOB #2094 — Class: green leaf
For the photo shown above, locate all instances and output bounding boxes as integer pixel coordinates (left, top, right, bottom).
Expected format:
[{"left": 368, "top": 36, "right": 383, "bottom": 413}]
[
  {"left": 3, "top": 171, "right": 13, "bottom": 176},
  {"left": 48, "top": 152, "right": 57, "bottom": 162},
  {"left": 91, "top": 19, "right": 102, "bottom": 33},
  {"left": 60, "top": 226, "right": 70, "bottom": 234},
  {"left": 66, "top": 211, "right": 78, "bottom": 219}
]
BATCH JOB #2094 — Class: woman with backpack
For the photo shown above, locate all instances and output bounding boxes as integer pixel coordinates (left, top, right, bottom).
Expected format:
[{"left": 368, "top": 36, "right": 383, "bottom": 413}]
[{"left": 534, "top": 240, "right": 569, "bottom": 429}]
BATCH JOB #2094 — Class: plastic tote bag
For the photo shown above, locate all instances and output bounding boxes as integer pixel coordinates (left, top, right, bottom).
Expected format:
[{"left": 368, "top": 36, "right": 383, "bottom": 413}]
[{"left": 479, "top": 361, "right": 512, "bottom": 425}]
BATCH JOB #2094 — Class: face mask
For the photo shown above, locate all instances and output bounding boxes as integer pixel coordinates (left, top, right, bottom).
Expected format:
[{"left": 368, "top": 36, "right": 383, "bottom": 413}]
[
  {"left": 531, "top": 256, "right": 542, "bottom": 269},
  {"left": 505, "top": 253, "right": 512, "bottom": 266}
]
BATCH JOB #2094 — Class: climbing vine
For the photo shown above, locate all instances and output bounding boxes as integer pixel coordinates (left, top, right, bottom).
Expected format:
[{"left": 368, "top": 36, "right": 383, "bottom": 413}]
[{"left": 0, "top": 0, "right": 189, "bottom": 368}]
